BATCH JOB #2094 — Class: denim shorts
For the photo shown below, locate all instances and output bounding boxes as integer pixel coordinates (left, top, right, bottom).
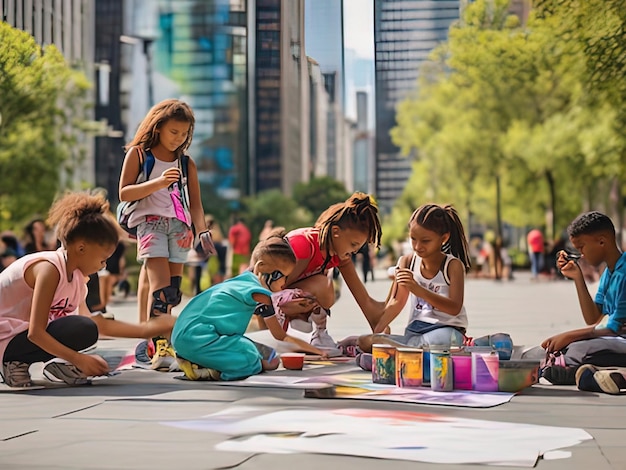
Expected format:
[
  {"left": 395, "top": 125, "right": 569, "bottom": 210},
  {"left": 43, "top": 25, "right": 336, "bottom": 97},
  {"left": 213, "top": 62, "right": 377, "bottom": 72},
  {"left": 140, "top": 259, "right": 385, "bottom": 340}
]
[{"left": 136, "top": 216, "right": 193, "bottom": 263}]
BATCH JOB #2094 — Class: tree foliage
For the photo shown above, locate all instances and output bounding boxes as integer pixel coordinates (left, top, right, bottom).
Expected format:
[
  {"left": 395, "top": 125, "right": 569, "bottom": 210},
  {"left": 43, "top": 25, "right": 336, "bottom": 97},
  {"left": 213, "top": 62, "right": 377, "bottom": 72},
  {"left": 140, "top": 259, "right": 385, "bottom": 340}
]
[
  {"left": 292, "top": 176, "right": 351, "bottom": 221},
  {"left": 239, "top": 189, "right": 312, "bottom": 244},
  {"left": 388, "top": 0, "right": 626, "bottom": 246},
  {"left": 0, "top": 23, "right": 90, "bottom": 229}
]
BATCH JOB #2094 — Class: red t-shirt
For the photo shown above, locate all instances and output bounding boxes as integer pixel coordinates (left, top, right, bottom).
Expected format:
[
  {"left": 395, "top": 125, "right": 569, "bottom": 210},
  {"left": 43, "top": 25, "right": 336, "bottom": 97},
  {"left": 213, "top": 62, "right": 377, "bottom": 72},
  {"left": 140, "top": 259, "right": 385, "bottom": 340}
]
[
  {"left": 285, "top": 227, "right": 340, "bottom": 281},
  {"left": 527, "top": 229, "right": 544, "bottom": 254},
  {"left": 228, "top": 222, "right": 252, "bottom": 255}
]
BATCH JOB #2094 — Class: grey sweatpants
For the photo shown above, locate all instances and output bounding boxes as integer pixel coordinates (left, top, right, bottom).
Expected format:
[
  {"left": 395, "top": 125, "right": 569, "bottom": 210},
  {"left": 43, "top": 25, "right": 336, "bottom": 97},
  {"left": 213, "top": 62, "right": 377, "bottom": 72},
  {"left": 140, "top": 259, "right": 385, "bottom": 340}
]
[{"left": 523, "top": 337, "right": 626, "bottom": 368}]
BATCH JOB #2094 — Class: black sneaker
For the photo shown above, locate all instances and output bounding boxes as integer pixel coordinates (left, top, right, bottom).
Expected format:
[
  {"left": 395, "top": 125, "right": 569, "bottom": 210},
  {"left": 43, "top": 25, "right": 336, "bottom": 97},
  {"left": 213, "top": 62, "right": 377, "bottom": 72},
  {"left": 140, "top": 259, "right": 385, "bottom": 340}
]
[
  {"left": 575, "top": 364, "right": 602, "bottom": 392},
  {"left": 541, "top": 365, "right": 577, "bottom": 385}
]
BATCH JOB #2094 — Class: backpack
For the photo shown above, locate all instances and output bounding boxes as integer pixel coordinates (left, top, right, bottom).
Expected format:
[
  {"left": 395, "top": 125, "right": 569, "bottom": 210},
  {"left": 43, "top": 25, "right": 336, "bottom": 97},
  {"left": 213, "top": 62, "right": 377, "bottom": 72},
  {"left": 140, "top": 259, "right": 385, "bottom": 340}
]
[{"left": 116, "top": 147, "right": 190, "bottom": 237}]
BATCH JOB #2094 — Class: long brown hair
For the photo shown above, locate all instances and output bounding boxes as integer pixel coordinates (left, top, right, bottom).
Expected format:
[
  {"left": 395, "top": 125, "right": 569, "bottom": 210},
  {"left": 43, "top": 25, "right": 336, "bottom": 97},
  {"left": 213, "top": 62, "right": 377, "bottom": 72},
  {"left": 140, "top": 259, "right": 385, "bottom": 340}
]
[
  {"left": 409, "top": 204, "right": 471, "bottom": 271},
  {"left": 315, "top": 192, "right": 382, "bottom": 254},
  {"left": 125, "top": 99, "right": 195, "bottom": 157}
]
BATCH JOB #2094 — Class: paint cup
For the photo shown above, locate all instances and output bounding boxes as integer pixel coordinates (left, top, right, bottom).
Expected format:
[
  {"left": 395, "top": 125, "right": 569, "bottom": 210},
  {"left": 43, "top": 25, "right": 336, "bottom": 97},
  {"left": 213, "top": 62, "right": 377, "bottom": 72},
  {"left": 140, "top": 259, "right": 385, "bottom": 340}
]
[
  {"left": 280, "top": 353, "right": 305, "bottom": 370},
  {"left": 422, "top": 346, "right": 431, "bottom": 386},
  {"left": 430, "top": 349, "right": 453, "bottom": 392},
  {"left": 395, "top": 348, "right": 423, "bottom": 388},
  {"left": 472, "top": 351, "right": 499, "bottom": 392},
  {"left": 372, "top": 344, "right": 396, "bottom": 384},
  {"left": 452, "top": 354, "right": 472, "bottom": 390}
]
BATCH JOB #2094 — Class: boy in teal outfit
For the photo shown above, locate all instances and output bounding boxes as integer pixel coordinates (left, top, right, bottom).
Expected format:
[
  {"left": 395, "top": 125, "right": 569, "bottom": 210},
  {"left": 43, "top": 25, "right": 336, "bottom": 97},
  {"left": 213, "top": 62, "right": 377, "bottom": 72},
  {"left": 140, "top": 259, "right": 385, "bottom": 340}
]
[
  {"left": 172, "top": 233, "right": 327, "bottom": 381},
  {"left": 539, "top": 211, "right": 626, "bottom": 392}
]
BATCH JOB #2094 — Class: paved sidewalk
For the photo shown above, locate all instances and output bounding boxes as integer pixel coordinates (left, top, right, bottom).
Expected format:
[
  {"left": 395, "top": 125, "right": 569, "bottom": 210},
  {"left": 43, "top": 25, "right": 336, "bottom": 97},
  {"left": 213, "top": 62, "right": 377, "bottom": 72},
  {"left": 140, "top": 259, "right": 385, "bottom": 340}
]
[{"left": 1, "top": 271, "right": 625, "bottom": 469}]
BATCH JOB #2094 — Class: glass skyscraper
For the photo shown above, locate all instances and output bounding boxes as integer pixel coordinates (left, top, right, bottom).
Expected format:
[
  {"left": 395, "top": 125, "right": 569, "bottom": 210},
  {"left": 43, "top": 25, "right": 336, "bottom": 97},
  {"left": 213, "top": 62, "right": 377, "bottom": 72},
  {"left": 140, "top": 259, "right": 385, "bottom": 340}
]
[
  {"left": 152, "top": 0, "right": 249, "bottom": 204},
  {"left": 374, "top": 0, "right": 460, "bottom": 212}
]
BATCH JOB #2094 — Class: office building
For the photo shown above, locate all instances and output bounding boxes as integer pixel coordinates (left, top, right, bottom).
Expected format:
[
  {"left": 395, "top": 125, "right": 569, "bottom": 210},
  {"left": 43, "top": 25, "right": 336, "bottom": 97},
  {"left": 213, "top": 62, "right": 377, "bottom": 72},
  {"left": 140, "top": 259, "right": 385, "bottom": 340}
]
[
  {"left": 305, "top": 0, "right": 350, "bottom": 186},
  {"left": 253, "top": 0, "right": 308, "bottom": 194},
  {"left": 374, "top": 0, "right": 460, "bottom": 213}
]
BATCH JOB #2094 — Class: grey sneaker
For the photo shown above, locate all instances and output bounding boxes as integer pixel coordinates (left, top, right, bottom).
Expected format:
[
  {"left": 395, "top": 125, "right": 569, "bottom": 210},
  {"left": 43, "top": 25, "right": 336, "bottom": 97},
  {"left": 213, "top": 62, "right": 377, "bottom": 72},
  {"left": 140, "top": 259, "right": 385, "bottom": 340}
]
[
  {"left": 43, "top": 359, "right": 91, "bottom": 385},
  {"left": 1, "top": 361, "right": 33, "bottom": 388},
  {"left": 311, "top": 329, "right": 342, "bottom": 357}
]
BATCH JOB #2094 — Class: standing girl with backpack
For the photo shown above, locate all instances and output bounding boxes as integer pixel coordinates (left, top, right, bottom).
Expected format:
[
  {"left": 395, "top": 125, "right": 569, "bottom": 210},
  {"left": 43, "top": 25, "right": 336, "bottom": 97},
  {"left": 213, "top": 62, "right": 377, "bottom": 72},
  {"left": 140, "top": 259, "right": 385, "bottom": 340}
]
[{"left": 118, "top": 99, "right": 214, "bottom": 369}]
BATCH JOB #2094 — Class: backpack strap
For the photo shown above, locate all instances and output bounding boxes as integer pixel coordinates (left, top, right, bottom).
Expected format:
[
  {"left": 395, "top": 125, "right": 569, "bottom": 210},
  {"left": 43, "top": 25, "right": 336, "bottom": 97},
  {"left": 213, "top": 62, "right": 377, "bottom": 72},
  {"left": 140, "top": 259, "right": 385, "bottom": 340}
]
[
  {"left": 141, "top": 149, "right": 155, "bottom": 181},
  {"left": 178, "top": 154, "right": 191, "bottom": 212}
]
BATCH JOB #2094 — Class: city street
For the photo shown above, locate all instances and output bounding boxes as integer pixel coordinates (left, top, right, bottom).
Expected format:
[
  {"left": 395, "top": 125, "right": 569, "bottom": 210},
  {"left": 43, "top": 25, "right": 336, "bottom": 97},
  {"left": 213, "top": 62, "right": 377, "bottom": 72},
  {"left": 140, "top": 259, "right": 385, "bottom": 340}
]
[{"left": 1, "top": 270, "right": 625, "bottom": 469}]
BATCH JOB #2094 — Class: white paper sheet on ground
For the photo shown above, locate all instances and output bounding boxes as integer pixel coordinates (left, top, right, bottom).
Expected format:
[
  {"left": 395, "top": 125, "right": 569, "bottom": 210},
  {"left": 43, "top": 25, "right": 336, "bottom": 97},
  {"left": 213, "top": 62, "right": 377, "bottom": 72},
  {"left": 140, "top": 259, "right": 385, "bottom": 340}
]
[
  {"left": 212, "top": 375, "right": 329, "bottom": 389},
  {"left": 212, "top": 373, "right": 514, "bottom": 408},
  {"left": 165, "top": 406, "right": 592, "bottom": 467}
]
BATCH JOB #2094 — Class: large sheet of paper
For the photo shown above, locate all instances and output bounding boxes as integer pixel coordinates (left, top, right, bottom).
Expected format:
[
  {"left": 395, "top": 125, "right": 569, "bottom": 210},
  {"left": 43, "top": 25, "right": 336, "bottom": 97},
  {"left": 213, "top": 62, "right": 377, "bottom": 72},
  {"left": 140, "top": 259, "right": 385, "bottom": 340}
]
[{"left": 165, "top": 406, "right": 592, "bottom": 467}]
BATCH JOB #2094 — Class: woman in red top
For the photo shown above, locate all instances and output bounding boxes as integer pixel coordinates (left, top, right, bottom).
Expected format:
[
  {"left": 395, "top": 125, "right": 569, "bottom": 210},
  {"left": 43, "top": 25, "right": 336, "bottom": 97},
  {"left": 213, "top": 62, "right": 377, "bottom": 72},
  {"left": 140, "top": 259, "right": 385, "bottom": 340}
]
[{"left": 273, "top": 193, "right": 384, "bottom": 353}]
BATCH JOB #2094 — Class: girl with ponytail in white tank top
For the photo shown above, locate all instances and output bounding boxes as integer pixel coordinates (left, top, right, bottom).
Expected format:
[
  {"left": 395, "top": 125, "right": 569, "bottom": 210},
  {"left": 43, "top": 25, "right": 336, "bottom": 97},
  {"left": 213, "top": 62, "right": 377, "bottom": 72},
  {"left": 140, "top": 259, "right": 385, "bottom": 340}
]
[{"left": 357, "top": 204, "right": 472, "bottom": 358}]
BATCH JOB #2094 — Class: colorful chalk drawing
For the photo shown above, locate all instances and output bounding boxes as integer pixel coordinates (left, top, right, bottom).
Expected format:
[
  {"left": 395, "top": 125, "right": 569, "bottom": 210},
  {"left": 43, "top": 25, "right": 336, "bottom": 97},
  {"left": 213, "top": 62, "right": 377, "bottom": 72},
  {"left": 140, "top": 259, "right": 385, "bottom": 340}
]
[{"left": 164, "top": 406, "right": 592, "bottom": 467}]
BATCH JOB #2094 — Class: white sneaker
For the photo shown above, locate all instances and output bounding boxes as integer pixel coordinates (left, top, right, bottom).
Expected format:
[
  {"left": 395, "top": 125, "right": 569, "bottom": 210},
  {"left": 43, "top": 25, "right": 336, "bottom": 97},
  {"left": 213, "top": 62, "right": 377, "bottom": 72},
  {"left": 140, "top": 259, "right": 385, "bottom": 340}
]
[
  {"left": 43, "top": 359, "right": 91, "bottom": 385},
  {"left": 311, "top": 329, "right": 342, "bottom": 357}
]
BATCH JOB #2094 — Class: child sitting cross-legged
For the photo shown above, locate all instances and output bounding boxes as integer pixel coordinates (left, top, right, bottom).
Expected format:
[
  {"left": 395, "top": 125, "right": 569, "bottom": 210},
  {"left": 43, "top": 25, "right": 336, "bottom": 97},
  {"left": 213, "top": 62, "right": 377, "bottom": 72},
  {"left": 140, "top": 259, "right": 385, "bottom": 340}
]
[{"left": 171, "top": 231, "right": 328, "bottom": 381}]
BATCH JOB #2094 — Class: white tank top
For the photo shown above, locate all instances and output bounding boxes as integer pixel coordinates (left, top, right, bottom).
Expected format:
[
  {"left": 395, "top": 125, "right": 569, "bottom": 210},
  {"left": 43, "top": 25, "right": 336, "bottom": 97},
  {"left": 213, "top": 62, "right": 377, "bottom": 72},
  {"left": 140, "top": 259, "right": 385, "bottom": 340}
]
[
  {"left": 128, "top": 155, "right": 185, "bottom": 227},
  {"left": 405, "top": 253, "right": 468, "bottom": 329}
]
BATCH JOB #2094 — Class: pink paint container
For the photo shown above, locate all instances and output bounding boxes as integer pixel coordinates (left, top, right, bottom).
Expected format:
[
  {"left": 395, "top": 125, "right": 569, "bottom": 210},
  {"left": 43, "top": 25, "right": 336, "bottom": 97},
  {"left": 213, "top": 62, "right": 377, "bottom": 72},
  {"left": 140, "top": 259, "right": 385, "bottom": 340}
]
[
  {"left": 472, "top": 351, "right": 499, "bottom": 392},
  {"left": 452, "top": 354, "right": 472, "bottom": 390}
]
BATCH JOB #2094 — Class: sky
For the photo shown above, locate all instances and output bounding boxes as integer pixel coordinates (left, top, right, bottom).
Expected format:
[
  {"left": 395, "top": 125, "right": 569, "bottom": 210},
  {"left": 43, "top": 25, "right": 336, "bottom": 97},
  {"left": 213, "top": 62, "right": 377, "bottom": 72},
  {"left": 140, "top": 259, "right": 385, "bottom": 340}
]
[{"left": 343, "top": 0, "right": 374, "bottom": 59}]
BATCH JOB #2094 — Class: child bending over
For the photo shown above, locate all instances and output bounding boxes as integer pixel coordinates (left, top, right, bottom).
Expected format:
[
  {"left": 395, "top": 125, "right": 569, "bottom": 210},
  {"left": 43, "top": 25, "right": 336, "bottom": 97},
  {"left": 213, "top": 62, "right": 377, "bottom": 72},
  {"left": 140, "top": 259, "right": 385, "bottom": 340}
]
[{"left": 172, "top": 232, "right": 328, "bottom": 381}]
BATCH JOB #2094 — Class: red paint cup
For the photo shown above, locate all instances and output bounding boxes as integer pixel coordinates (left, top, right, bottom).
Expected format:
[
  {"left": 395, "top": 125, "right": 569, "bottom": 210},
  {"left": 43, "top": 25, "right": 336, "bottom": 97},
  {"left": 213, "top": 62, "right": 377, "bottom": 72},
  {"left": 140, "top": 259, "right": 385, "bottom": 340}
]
[{"left": 281, "top": 353, "right": 305, "bottom": 370}]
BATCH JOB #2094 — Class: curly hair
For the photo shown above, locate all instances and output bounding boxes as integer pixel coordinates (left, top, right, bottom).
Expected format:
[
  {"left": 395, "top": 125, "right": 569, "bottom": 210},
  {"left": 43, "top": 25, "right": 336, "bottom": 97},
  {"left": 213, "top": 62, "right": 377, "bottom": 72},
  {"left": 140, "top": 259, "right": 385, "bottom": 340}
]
[
  {"left": 567, "top": 211, "right": 615, "bottom": 238},
  {"left": 315, "top": 192, "right": 382, "bottom": 254},
  {"left": 125, "top": 99, "right": 195, "bottom": 157},
  {"left": 47, "top": 192, "right": 119, "bottom": 247},
  {"left": 409, "top": 204, "right": 471, "bottom": 271}
]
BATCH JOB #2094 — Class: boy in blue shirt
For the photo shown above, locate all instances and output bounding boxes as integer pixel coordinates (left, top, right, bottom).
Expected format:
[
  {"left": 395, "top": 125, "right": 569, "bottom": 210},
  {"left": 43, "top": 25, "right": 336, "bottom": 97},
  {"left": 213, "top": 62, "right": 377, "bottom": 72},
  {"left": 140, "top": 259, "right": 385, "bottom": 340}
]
[{"left": 540, "top": 211, "right": 626, "bottom": 393}]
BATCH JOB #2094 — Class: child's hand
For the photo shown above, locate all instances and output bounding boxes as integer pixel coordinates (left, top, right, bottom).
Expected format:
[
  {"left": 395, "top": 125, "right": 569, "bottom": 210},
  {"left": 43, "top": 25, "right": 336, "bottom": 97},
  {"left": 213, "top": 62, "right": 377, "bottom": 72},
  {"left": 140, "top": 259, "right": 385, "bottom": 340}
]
[
  {"left": 556, "top": 250, "right": 581, "bottom": 280},
  {"left": 395, "top": 268, "right": 417, "bottom": 288},
  {"left": 541, "top": 332, "right": 573, "bottom": 353},
  {"left": 74, "top": 354, "right": 110, "bottom": 377},
  {"left": 197, "top": 230, "right": 217, "bottom": 256},
  {"left": 280, "top": 298, "right": 316, "bottom": 316},
  {"left": 159, "top": 167, "right": 181, "bottom": 188}
]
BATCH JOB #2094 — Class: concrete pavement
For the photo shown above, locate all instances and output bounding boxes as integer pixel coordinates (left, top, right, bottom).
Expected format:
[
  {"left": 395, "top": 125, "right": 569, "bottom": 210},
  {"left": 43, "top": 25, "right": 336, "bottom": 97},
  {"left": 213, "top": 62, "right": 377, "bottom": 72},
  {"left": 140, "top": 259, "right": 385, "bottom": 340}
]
[{"left": 1, "top": 270, "right": 625, "bottom": 469}]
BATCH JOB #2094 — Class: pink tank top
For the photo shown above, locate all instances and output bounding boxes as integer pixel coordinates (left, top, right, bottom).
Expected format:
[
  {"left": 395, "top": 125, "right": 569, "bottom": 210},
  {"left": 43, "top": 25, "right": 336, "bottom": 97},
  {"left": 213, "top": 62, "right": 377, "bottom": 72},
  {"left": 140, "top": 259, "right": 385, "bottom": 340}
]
[{"left": 0, "top": 248, "right": 87, "bottom": 361}]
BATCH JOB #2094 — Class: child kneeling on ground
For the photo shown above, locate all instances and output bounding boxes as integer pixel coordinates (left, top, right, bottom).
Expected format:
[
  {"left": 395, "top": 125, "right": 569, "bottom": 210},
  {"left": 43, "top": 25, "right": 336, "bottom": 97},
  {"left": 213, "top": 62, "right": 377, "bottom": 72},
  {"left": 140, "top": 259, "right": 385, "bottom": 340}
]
[{"left": 171, "top": 232, "right": 328, "bottom": 381}]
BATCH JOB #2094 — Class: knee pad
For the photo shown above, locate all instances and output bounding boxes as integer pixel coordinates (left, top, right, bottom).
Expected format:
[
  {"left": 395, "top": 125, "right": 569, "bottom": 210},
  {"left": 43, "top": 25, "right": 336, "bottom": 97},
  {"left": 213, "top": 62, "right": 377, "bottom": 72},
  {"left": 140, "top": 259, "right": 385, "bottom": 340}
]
[{"left": 150, "top": 286, "right": 180, "bottom": 317}]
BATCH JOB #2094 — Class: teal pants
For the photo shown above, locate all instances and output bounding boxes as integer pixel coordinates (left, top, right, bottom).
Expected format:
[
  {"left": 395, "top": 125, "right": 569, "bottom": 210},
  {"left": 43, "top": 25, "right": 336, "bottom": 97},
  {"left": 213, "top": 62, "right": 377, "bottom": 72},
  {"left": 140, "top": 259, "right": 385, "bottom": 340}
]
[{"left": 173, "top": 322, "right": 262, "bottom": 381}]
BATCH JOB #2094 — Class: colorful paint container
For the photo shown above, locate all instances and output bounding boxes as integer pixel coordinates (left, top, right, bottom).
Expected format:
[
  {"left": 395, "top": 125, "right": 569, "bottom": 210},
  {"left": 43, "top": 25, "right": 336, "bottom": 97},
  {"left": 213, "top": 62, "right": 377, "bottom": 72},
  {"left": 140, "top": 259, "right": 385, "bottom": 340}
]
[
  {"left": 422, "top": 346, "right": 431, "bottom": 386},
  {"left": 430, "top": 349, "right": 453, "bottom": 392},
  {"left": 372, "top": 344, "right": 396, "bottom": 384},
  {"left": 472, "top": 351, "right": 499, "bottom": 392},
  {"left": 451, "top": 354, "right": 472, "bottom": 390},
  {"left": 395, "top": 348, "right": 423, "bottom": 388}
]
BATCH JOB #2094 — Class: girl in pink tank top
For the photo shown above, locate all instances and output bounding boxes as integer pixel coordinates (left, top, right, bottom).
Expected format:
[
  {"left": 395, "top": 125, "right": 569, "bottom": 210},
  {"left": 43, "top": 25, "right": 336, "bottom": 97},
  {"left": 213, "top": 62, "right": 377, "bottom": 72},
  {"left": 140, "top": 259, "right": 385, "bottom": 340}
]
[{"left": 0, "top": 192, "right": 175, "bottom": 388}]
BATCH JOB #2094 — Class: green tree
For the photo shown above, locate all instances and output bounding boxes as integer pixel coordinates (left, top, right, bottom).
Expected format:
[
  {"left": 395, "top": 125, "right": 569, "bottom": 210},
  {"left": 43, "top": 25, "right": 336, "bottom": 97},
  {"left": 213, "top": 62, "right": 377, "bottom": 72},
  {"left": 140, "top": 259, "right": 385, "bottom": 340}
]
[
  {"left": 292, "top": 176, "right": 350, "bottom": 220},
  {"left": 239, "top": 189, "right": 312, "bottom": 244},
  {"left": 0, "top": 23, "right": 90, "bottom": 228}
]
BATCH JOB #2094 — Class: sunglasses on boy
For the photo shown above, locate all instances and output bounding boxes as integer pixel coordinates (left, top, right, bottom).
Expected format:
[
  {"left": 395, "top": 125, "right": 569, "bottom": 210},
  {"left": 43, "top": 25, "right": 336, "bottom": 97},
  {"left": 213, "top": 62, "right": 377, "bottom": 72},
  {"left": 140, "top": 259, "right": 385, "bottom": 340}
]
[{"left": 262, "top": 270, "right": 286, "bottom": 286}]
